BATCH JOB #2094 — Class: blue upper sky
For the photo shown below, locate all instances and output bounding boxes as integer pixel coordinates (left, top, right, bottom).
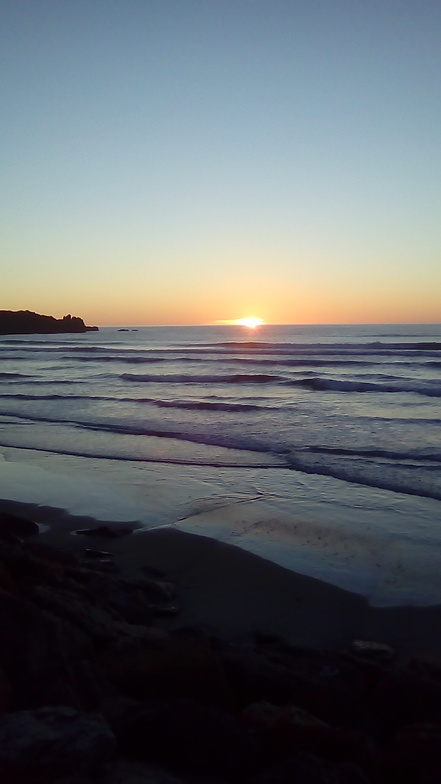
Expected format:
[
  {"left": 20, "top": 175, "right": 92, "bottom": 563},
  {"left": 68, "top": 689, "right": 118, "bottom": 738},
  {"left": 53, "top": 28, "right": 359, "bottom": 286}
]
[{"left": 1, "top": 0, "right": 440, "bottom": 324}]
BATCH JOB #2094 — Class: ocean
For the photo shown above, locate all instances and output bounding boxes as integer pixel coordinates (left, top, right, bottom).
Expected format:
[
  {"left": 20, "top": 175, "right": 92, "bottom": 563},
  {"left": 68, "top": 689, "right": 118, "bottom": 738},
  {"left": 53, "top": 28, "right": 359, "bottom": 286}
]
[{"left": 1, "top": 322, "right": 440, "bottom": 606}]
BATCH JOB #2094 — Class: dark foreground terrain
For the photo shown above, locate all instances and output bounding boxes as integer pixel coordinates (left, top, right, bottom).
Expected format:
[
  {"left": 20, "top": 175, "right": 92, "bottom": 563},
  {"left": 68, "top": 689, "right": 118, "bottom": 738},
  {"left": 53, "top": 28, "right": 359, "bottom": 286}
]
[{"left": 0, "top": 510, "right": 440, "bottom": 783}]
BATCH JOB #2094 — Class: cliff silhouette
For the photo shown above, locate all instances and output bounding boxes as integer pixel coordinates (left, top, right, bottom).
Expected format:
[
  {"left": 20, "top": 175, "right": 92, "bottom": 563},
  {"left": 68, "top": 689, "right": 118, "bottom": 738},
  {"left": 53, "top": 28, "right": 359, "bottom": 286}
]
[{"left": 0, "top": 310, "right": 98, "bottom": 334}]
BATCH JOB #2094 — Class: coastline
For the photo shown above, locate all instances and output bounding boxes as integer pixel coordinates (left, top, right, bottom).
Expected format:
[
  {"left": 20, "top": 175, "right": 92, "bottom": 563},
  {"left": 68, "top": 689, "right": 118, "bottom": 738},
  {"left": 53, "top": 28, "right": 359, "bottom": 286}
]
[
  {"left": 2, "top": 495, "right": 441, "bottom": 660},
  {"left": 1, "top": 444, "right": 441, "bottom": 608}
]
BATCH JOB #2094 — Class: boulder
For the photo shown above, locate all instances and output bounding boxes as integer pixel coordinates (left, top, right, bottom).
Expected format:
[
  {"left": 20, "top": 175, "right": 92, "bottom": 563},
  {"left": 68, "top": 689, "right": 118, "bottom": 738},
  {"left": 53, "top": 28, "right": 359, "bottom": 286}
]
[
  {"left": 243, "top": 701, "right": 376, "bottom": 769},
  {"left": 257, "top": 751, "right": 369, "bottom": 783},
  {"left": 0, "top": 706, "right": 115, "bottom": 782},
  {"left": 80, "top": 559, "right": 120, "bottom": 573},
  {"left": 349, "top": 639, "right": 395, "bottom": 664},
  {"left": 85, "top": 573, "right": 160, "bottom": 626},
  {"left": 84, "top": 548, "right": 114, "bottom": 558},
  {"left": 0, "top": 667, "right": 11, "bottom": 714},
  {"left": 221, "top": 639, "right": 366, "bottom": 723},
  {"left": 99, "top": 627, "right": 235, "bottom": 709},
  {"left": 367, "top": 669, "right": 441, "bottom": 739},
  {"left": 67, "top": 659, "right": 145, "bottom": 737},
  {"left": 0, "top": 539, "right": 65, "bottom": 588},
  {"left": 407, "top": 651, "right": 441, "bottom": 683},
  {"left": 380, "top": 723, "right": 441, "bottom": 784},
  {"left": 0, "top": 561, "right": 21, "bottom": 597},
  {"left": 0, "top": 512, "right": 39, "bottom": 538},
  {"left": 24, "top": 541, "right": 77, "bottom": 565},
  {"left": 93, "top": 758, "right": 187, "bottom": 783},
  {"left": 120, "top": 699, "right": 258, "bottom": 780},
  {"left": 29, "top": 584, "right": 126, "bottom": 643},
  {"left": 0, "top": 587, "right": 92, "bottom": 709}
]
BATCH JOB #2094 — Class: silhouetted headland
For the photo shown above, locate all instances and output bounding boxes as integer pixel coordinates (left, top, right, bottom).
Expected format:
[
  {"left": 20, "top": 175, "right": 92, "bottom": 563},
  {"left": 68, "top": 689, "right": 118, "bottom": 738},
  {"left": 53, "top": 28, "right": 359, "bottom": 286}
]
[{"left": 0, "top": 310, "right": 98, "bottom": 334}]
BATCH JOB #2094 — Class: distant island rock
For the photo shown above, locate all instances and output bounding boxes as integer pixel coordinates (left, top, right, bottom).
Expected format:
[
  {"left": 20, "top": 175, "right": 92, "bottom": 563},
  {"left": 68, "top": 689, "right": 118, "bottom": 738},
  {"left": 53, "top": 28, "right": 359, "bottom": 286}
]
[{"left": 0, "top": 310, "right": 99, "bottom": 335}]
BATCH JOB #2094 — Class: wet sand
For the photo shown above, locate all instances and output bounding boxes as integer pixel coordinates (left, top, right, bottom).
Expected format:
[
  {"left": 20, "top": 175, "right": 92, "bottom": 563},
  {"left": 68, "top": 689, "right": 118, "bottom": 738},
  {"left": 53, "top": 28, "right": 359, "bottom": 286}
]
[{"left": 2, "top": 496, "right": 441, "bottom": 660}]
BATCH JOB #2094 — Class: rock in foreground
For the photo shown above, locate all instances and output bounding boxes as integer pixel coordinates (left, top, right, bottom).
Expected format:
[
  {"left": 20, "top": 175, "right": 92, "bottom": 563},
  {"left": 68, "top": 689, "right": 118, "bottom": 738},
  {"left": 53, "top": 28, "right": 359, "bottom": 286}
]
[
  {"left": 0, "top": 706, "right": 115, "bottom": 782},
  {"left": 1, "top": 511, "right": 441, "bottom": 782}
]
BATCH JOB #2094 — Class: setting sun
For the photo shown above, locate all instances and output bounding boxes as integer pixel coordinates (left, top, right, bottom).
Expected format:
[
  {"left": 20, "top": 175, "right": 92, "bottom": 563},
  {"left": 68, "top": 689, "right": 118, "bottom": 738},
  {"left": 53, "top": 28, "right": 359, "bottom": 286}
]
[{"left": 235, "top": 317, "right": 264, "bottom": 328}]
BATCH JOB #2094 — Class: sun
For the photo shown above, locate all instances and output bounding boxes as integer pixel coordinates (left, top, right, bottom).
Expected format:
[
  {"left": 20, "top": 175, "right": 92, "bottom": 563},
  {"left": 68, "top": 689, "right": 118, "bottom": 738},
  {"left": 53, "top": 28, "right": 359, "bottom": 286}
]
[{"left": 235, "top": 317, "right": 264, "bottom": 328}]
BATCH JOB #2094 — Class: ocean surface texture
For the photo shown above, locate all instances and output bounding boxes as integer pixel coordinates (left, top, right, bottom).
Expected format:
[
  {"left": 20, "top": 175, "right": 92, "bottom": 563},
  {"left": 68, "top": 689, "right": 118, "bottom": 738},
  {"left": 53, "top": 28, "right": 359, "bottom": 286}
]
[{"left": 1, "top": 323, "right": 440, "bottom": 605}]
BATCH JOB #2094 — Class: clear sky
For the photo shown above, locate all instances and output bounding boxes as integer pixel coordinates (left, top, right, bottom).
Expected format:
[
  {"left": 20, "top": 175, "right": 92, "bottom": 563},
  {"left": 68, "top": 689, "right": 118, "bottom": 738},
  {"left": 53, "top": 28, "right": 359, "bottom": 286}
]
[{"left": 1, "top": 0, "right": 440, "bottom": 325}]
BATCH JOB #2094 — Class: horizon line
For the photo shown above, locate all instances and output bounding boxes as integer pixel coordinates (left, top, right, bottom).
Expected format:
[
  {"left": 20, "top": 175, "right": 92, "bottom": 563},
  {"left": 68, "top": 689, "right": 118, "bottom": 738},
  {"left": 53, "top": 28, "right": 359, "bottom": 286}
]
[{"left": 97, "top": 320, "right": 441, "bottom": 328}]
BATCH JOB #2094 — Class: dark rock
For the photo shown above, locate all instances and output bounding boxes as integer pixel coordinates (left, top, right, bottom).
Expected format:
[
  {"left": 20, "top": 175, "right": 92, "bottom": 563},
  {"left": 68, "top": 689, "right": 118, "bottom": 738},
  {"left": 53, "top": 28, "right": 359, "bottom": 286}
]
[
  {"left": 42, "top": 777, "right": 92, "bottom": 784},
  {"left": 243, "top": 701, "right": 376, "bottom": 769},
  {"left": 84, "top": 548, "right": 113, "bottom": 558},
  {"left": 257, "top": 750, "right": 368, "bottom": 784},
  {"left": 120, "top": 699, "right": 258, "bottom": 780},
  {"left": 407, "top": 651, "right": 441, "bottom": 683},
  {"left": 92, "top": 758, "right": 187, "bottom": 783},
  {"left": 0, "top": 530, "right": 23, "bottom": 547},
  {"left": 0, "top": 309, "right": 98, "bottom": 334},
  {"left": 0, "top": 561, "right": 21, "bottom": 596},
  {"left": 0, "top": 512, "right": 39, "bottom": 537},
  {"left": 367, "top": 669, "right": 441, "bottom": 739},
  {"left": 29, "top": 584, "right": 127, "bottom": 643},
  {"left": 85, "top": 572, "right": 157, "bottom": 626},
  {"left": 0, "top": 706, "right": 115, "bottom": 782},
  {"left": 99, "top": 627, "right": 235, "bottom": 709},
  {"left": 0, "top": 538, "right": 66, "bottom": 588},
  {"left": 349, "top": 639, "right": 395, "bottom": 663},
  {"left": 81, "top": 559, "right": 121, "bottom": 573},
  {"left": 339, "top": 651, "right": 391, "bottom": 694},
  {"left": 24, "top": 541, "right": 78, "bottom": 565},
  {"left": 0, "top": 587, "right": 92, "bottom": 709},
  {"left": 117, "top": 573, "right": 178, "bottom": 616},
  {"left": 64, "top": 563, "right": 101, "bottom": 583},
  {"left": 153, "top": 603, "right": 179, "bottom": 617},
  {"left": 75, "top": 526, "right": 134, "bottom": 539},
  {"left": 221, "top": 639, "right": 366, "bottom": 723},
  {"left": 68, "top": 659, "right": 144, "bottom": 737},
  {"left": 0, "top": 667, "right": 11, "bottom": 714},
  {"left": 141, "top": 564, "right": 168, "bottom": 579},
  {"left": 381, "top": 723, "right": 441, "bottom": 783}
]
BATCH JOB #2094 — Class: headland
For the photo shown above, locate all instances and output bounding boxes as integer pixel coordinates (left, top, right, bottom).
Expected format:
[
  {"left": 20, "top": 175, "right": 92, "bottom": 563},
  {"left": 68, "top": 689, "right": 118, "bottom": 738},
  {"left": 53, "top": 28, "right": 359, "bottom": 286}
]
[{"left": 0, "top": 310, "right": 98, "bottom": 334}]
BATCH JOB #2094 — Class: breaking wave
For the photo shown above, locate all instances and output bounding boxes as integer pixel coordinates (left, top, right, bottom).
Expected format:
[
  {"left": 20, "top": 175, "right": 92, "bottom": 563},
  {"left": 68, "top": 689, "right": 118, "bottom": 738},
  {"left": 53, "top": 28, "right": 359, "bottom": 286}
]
[
  {"left": 121, "top": 372, "right": 280, "bottom": 384},
  {"left": 287, "top": 377, "right": 441, "bottom": 397}
]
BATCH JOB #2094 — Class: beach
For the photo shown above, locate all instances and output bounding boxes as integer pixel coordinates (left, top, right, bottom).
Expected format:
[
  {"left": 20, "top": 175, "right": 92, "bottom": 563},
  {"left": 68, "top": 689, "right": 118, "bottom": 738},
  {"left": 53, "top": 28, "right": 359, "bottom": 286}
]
[
  {"left": 3, "top": 1, "right": 441, "bottom": 774},
  {"left": 3, "top": 464, "right": 441, "bottom": 781},
  {"left": 1, "top": 322, "right": 441, "bottom": 658},
  {"left": 2, "top": 491, "right": 441, "bottom": 662},
  {"left": 1, "top": 323, "right": 440, "bottom": 615}
]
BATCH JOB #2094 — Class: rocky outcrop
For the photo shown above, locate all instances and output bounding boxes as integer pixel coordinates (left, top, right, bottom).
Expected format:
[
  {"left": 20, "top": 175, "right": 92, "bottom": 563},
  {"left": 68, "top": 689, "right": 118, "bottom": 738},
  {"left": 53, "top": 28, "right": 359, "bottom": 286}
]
[
  {"left": 0, "top": 310, "right": 98, "bottom": 334},
  {"left": 1, "top": 510, "right": 441, "bottom": 782},
  {"left": 0, "top": 707, "right": 115, "bottom": 782}
]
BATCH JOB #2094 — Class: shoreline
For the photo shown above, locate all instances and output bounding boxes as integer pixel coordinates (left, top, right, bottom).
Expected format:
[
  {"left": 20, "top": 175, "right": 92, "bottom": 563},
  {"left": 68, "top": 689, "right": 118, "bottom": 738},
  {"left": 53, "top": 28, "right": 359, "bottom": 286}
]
[
  {"left": 2, "top": 444, "right": 441, "bottom": 609},
  {"left": 2, "top": 496, "right": 441, "bottom": 660}
]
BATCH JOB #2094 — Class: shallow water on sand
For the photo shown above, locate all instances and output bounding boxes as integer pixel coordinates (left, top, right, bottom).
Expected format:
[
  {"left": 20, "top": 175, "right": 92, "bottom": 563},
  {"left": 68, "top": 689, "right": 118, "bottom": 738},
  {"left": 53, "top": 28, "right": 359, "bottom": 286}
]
[
  {"left": 1, "top": 323, "right": 440, "bottom": 606},
  {"left": 1, "top": 445, "right": 440, "bottom": 607}
]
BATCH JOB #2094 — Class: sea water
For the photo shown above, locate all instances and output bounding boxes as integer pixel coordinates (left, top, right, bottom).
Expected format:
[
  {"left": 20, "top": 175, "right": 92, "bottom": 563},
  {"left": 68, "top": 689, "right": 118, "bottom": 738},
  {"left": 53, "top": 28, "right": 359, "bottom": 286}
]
[{"left": 0, "top": 323, "right": 440, "bottom": 605}]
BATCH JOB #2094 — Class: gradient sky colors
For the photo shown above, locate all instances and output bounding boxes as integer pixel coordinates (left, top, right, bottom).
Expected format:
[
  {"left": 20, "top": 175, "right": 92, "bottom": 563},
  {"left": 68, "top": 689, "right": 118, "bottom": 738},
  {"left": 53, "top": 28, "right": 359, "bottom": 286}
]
[{"left": 1, "top": 0, "right": 440, "bottom": 326}]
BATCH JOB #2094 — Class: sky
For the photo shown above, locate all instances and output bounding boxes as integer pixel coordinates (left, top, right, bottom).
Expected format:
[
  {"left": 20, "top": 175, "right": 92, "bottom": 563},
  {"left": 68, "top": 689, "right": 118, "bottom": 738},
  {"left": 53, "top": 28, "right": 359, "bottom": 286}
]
[{"left": 1, "top": 0, "right": 440, "bottom": 326}]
